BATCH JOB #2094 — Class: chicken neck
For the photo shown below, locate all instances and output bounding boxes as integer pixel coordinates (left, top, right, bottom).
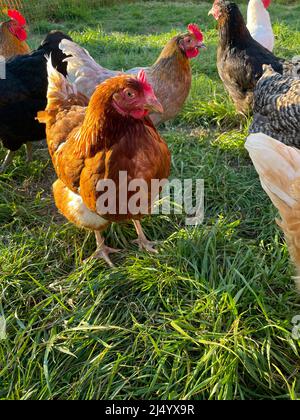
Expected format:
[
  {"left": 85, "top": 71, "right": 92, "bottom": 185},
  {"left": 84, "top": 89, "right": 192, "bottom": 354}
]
[{"left": 218, "top": 4, "right": 253, "bottom": 48}]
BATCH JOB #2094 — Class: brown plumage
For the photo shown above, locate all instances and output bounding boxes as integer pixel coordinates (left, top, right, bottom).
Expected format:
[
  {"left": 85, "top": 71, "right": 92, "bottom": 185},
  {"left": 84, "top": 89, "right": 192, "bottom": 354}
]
[
  {"left": 38, "top": 61, "right": 171, "bottom": 266},
  {"left": 250, "top": 65, "right": 300, "bottom": 147},
  {"left": 59, "top": 24, "right": 206, "bottom": 126},
  {"left": 135, "top": 39, "right": 193, "bottom": 125},
  {"left": 0, "top": 10, "right": 30, "bottom": 59},
  {"left": 245, "top": 133, "right": 300, "bottom": 292}
]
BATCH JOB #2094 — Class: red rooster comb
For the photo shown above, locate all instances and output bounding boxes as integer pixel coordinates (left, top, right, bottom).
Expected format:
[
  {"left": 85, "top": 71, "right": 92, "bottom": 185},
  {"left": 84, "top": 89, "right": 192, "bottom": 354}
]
[
  {"left": 137, "top": 70, "right": 153, "bottom": 94},
  {"left": 7, "top": 9, "right": 26, "bottom": 26},
  {"left": 187, "top": 24, "right": 204, "bottom": 42},
  {"left": 262, "top": 0, "right": 271, "bottom": 8}
]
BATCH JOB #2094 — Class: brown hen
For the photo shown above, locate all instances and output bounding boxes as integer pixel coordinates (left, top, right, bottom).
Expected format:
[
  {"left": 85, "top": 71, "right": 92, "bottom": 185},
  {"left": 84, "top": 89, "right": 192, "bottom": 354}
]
[
  {"left": 59, "top": 24, "right": 206, "bottom": 126},
  {"left": 38, "top": 61, "right": 171, "bottom": 267}
]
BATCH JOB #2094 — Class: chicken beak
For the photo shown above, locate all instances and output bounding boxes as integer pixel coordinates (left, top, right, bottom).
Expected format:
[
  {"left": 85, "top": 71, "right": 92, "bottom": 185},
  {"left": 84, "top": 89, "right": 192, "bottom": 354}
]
[
  {"left": 198, "top": 42, "right": 207, "bottom": 50},
  {"left": 208, "top": 8, "right": 213, "bottom": 16},
  {"left": 146, "top": 96, "right": 164, "bottom": 114}
]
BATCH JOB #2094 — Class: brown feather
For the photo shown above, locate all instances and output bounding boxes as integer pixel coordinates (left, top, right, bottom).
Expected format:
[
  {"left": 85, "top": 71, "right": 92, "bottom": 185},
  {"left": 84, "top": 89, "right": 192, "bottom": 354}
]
[
  {"left": 0, "top": 22, "right": 30, "bottom": 59},
  {"left": 42, "top": 69, "right": 171, "bottom": 230}
]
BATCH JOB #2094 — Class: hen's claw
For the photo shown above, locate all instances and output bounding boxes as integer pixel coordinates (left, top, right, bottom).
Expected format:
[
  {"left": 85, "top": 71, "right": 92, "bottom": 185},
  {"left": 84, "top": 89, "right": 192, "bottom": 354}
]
[
  {"left": 88, "top": 231, "right": 121, "bottom": 267},
  {"left": 89, "top": 246, "right": 121, "bottom": 267},
  {"left": 133, "top": 238, "right": 158, "bottom": 254},
  {"left": 132, "top": 220, "right": 159, "bottom": 254}
]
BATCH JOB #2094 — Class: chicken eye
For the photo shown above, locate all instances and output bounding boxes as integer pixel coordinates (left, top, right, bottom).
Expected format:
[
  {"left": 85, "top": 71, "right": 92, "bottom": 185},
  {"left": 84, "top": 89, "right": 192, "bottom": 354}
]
[{"left": 125, "top": 90, "right": 135, "bottom": 98}]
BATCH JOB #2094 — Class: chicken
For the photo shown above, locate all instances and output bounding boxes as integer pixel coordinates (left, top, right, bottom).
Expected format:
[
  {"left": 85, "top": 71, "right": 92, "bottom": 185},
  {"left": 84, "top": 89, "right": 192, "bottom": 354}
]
[
  {"left": 209, "top": 0, "right": 300, "bottom": 115},
  {"left": 250, "top": 65, "right": 300, "bottom": 147},
  {"left": 37, "top": 62, "right": 171, "bottom": 267},
  {"left": 247, "top": 0, "right": 274, "bottom": 52},
  {"left": 59, "top": 23, "right": 206, "bottom": 126},
  {"left": 0, "top": 30, "right": 72, "bottom": 173},
  {"left": 245, "top": 133, "right": 300, "bottom": 292},
  {"left": 0, "top": 9, "right": 30, "bottom": 59}
]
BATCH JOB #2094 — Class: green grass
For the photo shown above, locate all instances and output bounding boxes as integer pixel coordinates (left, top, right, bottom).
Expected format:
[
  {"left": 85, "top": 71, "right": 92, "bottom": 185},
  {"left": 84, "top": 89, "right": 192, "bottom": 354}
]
[{"left": 0, "top": 0, "right": 300, "bottom": 401}]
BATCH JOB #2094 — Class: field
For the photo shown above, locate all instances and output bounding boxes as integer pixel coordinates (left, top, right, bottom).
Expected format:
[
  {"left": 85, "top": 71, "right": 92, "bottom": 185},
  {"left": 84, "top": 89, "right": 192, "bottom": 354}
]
[{"left": 0, "top": 0, "right": 300, "bottom": 400}]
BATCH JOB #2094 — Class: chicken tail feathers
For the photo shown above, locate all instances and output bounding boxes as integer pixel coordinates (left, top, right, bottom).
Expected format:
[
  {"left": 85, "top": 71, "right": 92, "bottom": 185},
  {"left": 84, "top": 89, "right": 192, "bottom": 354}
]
[
  {"left": 59, "top": 39, "right": 119, "bottom": 98},
  {"left": 47, "top": 55, "right": 82, "bottom": 110},
  {"left": 37, "top": 55, "right": 88, "bottom": 122},
  {"left": 59, "top": 39, "right": 97, "bottom": 82},
  {"left": 245, "top": 133, "right": 300, "bottom": 291}
]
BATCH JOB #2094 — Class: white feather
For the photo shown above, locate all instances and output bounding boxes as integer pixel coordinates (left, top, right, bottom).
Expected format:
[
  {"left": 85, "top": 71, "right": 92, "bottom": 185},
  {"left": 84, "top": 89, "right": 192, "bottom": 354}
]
[
  {"left": 46, "top": 55, "right": 78, "bottom": 103},
  {"left": 245, "top": 133, "right": 300, "bottom": 208},
  {"left": 246, "top": 133, "right": 300, "bottom": 292},
  {"left": 59, "top": 39, "right": 120, "bottom": 98},
  {"left": 66, "top": 187, "right": 108, "bottom": 229},
  {"left": 247, "top": 0, "right": 274, "bottom": 52}
]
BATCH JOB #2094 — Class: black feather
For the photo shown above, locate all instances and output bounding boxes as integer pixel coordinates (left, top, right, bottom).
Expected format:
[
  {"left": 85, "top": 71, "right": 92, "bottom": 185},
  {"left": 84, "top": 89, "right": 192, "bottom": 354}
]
[
  {"left": 215, "top": 1, "right": 295, "bottom": 114},
  {"left": 0, "top": 31, "right": 72, "bottom": 152},
  {"left": 250, "top": 65, "right": 300, "bottom": 147}
]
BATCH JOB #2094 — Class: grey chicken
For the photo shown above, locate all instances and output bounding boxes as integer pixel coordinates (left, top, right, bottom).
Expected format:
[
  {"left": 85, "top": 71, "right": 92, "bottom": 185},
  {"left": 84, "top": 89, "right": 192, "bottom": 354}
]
[{"left": 250, "top": 65, "right": 300, "bottom": 147}]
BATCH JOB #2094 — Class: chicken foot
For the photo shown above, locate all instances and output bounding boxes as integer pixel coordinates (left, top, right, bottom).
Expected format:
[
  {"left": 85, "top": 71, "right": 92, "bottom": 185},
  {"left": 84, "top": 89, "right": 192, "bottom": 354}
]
[
  {"left": 90, "top": 231, "right": 121, "bottom": 268},
  {"left": 133, "top": 220, "right": 158, "bottom": 254}
]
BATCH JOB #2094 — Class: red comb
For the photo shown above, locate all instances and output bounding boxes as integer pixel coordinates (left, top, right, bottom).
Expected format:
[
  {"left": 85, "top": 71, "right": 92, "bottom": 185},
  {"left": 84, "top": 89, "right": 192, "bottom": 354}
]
[
  {"left": 262, "top": 0, "right": 271, "bottom": 8},
  {"left": 137, "top": 70, "right": 153, "bottom": 94},
  {"left": 187, "top": 24, "right": 204, "bottom": 42},
  {"left": 7, "top": 9, "right": 26, "bottom": 26}
]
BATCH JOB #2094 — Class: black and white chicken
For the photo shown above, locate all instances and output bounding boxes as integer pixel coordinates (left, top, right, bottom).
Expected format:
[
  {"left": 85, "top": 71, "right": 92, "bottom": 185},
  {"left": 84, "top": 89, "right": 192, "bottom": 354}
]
[{"left": 250, "top": 65, "right": 300, "bottom": 147}]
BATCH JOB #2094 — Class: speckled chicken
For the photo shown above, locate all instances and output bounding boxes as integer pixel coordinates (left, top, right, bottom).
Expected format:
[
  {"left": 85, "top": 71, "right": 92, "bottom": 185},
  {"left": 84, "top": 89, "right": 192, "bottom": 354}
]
[
  {"left": 250, "top": 65, "right": 300, "bottom": 147},
  {"left": 59, "top": 24, "right": 206, "bottom": 126}
]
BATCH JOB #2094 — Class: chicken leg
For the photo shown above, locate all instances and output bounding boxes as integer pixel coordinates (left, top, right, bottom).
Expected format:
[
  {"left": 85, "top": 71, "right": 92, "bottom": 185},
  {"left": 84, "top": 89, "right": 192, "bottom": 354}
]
[
  {"left": 0, "top": 150, "right": 16, "bottom": 173},
  {"left": 91, "top": 231, "right": 121, "bottom": 267},
  {"left": 133, "top": 220, "right": 158, "bottom": 254},
  {"left": 26, "top": 142, "right": 33, "bottom": 163}
]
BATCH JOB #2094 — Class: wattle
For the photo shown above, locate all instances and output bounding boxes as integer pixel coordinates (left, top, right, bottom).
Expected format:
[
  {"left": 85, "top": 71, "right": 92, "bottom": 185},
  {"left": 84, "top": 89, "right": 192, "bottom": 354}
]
[
  {"left": 16, "top": 27, "right": 27, "bottom": 41},
  {"left": 186, "top": 48, "right": 199, "bottom": 59},
  {"left": 130, "top": 109, "right": 149, "bottom": 119}
]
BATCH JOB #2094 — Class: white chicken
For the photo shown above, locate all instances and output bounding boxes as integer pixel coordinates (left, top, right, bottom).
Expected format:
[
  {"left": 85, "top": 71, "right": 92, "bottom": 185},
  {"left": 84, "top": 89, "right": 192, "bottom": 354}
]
[
  {"left": 247, "top": 0, "right": 274, "bottom": 52},
  {"left": 245, "top": 133, "right": 300, "bottom": 292}
]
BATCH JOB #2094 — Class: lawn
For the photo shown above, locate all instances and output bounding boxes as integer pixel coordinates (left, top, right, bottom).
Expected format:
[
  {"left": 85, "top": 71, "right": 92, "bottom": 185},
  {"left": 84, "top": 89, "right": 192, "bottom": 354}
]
[{"left": 0, "top": 0, "right": 300, "bottom": 400}]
